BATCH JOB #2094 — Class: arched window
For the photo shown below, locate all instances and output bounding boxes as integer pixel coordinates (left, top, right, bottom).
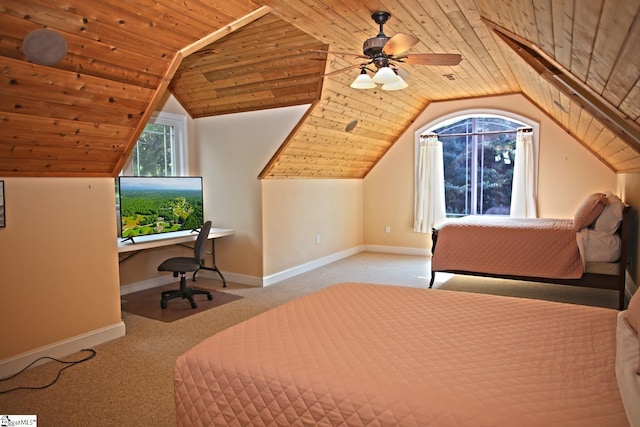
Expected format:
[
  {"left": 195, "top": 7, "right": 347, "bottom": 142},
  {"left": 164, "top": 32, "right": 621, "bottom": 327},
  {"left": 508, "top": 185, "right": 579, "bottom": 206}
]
[{"left": 414, "top": 110, "right": 539, "bottom": 230}]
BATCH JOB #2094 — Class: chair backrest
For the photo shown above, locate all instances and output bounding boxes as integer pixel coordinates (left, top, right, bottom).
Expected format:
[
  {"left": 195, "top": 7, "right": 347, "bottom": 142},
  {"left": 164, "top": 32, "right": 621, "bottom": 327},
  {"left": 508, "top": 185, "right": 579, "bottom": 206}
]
[{"left": 194, "top": 221, "right": 212, "bottom": 263}]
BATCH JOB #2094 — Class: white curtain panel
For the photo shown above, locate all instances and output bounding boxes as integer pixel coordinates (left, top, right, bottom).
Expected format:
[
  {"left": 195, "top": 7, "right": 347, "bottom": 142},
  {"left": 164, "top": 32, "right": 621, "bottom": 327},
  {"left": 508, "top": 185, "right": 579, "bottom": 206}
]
[
  {"left": 510, "top": 129, "right": 537, "bottom": 218},
  {"left": 414, "top": 135, "right": 446, "bottom": 233}
]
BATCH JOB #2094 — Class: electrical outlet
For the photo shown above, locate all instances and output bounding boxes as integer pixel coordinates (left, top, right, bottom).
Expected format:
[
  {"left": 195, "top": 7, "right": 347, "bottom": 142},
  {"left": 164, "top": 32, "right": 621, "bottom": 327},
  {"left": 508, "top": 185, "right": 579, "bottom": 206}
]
[
  {"left": 316, "top": 235, "right": 320, "bottom": 244},
  {"left": 385, "top": 226, "right": 391, "bottom": 233}
]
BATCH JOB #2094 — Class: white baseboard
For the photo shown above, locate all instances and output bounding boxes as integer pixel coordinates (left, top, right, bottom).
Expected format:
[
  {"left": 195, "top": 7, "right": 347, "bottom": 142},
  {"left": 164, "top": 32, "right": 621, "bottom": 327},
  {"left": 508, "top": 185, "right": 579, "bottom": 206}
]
[
  {"left": 0, "top": 321, "right": 126, "bottom": 378},
  {"left": 120, "top": 269, "right": 264, "bottom": 295},
  {"left": 120, "top": 245, "right": 427, "bottom": 292},
  {"left": 364, "top": 244, "right": 430, "bottom": 256},
  {"left": 120, "top": 275, "right": 176, "bottom": 295},
  {"left": 262, "top": 246, "right": 365, "bottom": 286},
  {"left": 192, "top": 268, "right": 264, "bottom": 287},
  {"left": 217, "top": 271, "right": 262, "bottom": 287}
]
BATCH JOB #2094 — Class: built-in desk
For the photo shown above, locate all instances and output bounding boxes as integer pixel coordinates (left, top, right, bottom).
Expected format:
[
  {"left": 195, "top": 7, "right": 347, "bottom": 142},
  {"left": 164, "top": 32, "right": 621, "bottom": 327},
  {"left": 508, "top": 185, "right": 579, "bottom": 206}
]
[{"left": 117, "top": 228, "right": 235, "bottom": 287}]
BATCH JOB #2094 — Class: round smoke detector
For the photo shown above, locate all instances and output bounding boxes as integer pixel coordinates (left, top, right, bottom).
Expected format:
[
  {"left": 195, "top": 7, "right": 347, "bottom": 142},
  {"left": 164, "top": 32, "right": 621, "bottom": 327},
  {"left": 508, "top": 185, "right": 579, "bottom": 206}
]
[{"left": 22, "top": 28, "right": 68, "bottom": 65}]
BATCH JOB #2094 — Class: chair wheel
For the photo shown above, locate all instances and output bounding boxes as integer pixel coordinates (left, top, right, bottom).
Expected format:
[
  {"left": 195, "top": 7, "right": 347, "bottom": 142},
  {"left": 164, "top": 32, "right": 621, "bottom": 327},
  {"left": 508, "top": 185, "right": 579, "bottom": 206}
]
[
  {"left": 191, "top": 302, "right": 198, "bottom": 309},
  {"left": 207, "top": 294, "right": 213, "bottom": 301},
  {"left": 161, "top": 301, "right": 167, "bottom": 309}
]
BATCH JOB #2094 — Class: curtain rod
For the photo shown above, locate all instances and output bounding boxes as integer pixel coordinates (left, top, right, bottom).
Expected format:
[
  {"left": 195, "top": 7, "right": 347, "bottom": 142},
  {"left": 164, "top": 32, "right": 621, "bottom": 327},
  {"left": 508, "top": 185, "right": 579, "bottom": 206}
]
[{"left": 421, "top": 127, "right": 532, "bottom": 138}]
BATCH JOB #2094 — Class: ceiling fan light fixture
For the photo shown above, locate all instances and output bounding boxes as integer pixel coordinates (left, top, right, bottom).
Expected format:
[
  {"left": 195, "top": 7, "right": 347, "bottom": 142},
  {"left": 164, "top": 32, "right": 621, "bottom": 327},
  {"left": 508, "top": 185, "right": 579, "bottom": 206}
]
[
  {"left": 350, "top": 69, "right": 377, "bottom": 89},
  {"left": 381, "top": 74, "right": 408, "bottom": 91},
  {"left": 333, "top": 10, "right": 461, "bottom": 92},
  {"left": 372, "top": 66, "right": 399, "bottom": 84}
]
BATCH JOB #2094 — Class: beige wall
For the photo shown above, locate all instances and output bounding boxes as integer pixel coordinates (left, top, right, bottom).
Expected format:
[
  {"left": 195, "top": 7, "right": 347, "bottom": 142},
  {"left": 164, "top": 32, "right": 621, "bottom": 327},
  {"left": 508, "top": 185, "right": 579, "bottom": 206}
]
[
  {"left": 0, "top": 178, "right": 122, "bottom": 360},
  {"left": 262, "top": 179, "right": 363, "bottom": 276},
  {"left": 2, "top": 93, "right": 636, "bottom": 365},
  {"left": 118, "top": 101, "right": 310, "bottom": 286},
  {"left": 117, "top": 99, "right": 365, "bottom": 288},
  {"left": 121, "top": 93, "right": 622, "bottom": 287},
  {"left": 363, "top": 94, "right": 617, "bottom": 252},
  {"left": 195, "top": 105, "right": 309, "bottom": 281}
]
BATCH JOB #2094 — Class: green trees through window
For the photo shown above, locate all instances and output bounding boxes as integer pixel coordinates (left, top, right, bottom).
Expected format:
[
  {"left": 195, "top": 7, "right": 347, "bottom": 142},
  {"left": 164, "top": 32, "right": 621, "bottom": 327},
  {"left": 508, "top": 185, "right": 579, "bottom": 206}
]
[
  {"left": 428, "top": 116, "right": 526, "bottom": 217},
  {"left": 132, "top": 123, "right": 175, "bottom": 176},
  {"left": 121, "top": 111, "right": 187, "bottom": 177}
]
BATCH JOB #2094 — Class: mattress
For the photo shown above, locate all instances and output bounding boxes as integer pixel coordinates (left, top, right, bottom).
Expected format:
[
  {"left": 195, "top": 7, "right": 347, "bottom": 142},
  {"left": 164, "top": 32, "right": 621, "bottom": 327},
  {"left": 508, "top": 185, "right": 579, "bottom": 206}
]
[
  {"left": 174, "top": 282, "right": 628, "bottom": 426},
  {"left": 431, "top": 216, "right": 583, "bottom": 279}
]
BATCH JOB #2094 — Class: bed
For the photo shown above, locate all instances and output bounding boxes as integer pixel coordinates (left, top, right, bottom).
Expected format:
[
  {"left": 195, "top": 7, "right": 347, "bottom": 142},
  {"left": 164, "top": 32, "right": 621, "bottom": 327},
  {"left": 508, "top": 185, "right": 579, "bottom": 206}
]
[
  {"left": 430, "top": 192, "right": 630, "bottom": 309},
  {"left": 174, "top": 282, "right": 640, "bottom": 426}
]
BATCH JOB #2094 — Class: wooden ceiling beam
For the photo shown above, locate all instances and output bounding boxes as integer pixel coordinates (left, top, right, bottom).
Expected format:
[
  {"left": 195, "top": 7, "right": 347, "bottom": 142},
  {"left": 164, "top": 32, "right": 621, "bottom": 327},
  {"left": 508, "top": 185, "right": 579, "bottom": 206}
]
[
  {"left": 484, "top": 18, "right": 640, "bottom": 156},
  {"left": 179, "top": 7, "right": 272, "bottom": 57}
]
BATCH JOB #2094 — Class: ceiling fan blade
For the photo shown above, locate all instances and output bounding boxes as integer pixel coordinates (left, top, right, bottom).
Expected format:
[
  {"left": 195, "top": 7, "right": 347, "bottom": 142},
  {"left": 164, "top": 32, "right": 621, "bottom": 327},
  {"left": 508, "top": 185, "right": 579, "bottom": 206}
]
[
  {"left": 382, "top": 33, "right": 419, "bottom": 56},
  {"left": 401, "top": 53, "right": 462, "bottom": 66},
  {"left": 323, "top": 63, "right": 364, "bottom": 77}
]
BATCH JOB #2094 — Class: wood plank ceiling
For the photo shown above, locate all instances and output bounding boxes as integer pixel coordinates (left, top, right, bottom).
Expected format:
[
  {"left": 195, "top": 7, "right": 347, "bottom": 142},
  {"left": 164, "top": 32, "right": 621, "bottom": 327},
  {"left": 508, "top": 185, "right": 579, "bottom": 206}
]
[
  {"left": 0, "top": 0, "right": 639, "bottom": 178},
  {"left": 169, "top": 13, "right": 328, "bottom": 118}
]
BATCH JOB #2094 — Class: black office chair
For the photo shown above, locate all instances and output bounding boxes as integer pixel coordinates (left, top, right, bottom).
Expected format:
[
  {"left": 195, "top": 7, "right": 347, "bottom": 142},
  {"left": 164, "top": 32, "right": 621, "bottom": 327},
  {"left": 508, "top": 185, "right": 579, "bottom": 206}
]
[{"left": 158, "top": 221, "right": 213, "bottom": 309}]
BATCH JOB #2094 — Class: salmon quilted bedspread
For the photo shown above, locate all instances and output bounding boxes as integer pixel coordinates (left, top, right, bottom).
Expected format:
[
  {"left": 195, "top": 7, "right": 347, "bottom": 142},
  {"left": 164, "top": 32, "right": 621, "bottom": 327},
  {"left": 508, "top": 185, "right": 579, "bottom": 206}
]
[
  {"left": 431, "top": 216, "right": 583, "bottom": 279},
  {"left": 174, "top": 282, "right": 627, "bottom": 426}
]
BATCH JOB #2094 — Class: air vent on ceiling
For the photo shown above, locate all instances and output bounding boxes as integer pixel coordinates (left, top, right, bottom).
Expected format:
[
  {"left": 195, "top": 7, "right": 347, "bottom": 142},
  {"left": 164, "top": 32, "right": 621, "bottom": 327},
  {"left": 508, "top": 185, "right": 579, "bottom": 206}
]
[{"left": 22, "top": 29, "right": 68, "bottom": 65}]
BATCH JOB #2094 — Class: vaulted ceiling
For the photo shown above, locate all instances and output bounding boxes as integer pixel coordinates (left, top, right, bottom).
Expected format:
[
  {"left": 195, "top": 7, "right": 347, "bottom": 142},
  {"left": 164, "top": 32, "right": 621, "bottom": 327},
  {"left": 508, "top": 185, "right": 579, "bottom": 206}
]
[{"left": 1, "top": 0, "right": 639, "bottom": 178}]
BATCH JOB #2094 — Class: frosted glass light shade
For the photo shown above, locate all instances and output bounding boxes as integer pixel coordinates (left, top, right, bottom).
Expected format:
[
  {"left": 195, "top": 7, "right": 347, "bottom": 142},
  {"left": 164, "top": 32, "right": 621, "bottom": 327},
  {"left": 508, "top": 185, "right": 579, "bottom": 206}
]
[
  {"left": 350, "top": 71, "right": 376, "bottom": 89},
  {"left": 381, "top": 75, "right": 408, "bottom": 91},
  {"left": 372, "top": 66, "right": 400, "bottom": 84}
]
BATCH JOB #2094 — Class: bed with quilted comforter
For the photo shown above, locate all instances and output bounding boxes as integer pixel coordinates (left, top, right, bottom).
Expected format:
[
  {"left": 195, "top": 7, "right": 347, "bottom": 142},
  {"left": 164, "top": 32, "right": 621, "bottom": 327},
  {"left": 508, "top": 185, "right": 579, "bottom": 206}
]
[
  {"left": 174, "top": 282, "right": 640, "bottom": 426},
  {"left": 430, "top": 192, "right": 630, "bottom": 309}
]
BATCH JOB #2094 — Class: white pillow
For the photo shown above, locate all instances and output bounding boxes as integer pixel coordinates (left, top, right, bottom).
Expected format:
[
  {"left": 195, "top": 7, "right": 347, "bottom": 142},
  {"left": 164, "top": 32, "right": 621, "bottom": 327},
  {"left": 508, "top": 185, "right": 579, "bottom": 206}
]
[
  {"left": 594, "top": 192, "right": 625, "bottom": 235},
  {"left": 583, "top": 230, "right": 621, "bottom": 262}
]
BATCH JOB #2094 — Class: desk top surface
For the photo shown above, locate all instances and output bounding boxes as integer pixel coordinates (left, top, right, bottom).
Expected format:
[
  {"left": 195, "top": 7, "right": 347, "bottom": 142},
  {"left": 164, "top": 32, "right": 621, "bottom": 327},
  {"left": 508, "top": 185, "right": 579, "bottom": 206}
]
[{"left": 117, "top": 228, "right": 234, "bottom": 253}]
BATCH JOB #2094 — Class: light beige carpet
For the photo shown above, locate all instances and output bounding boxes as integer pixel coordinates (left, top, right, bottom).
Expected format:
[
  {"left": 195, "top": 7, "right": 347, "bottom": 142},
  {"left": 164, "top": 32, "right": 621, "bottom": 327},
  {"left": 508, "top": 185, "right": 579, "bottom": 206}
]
[{"left": 0, "top": 252, "right": 622, "bottom": 426}]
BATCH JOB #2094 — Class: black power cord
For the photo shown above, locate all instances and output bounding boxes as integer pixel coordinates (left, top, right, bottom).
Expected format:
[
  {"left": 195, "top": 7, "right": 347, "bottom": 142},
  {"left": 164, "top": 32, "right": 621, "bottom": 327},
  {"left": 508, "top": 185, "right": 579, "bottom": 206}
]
[{"left": 0, "top": 349, "right": 96, "bottom": 394}]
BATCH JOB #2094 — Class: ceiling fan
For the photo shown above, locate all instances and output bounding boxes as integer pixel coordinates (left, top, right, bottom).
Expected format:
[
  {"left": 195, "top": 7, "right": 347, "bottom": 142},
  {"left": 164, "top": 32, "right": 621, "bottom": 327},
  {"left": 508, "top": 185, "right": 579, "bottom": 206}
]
[{"left": 323, "top": 11, "right": 462, "bottom": 90}]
